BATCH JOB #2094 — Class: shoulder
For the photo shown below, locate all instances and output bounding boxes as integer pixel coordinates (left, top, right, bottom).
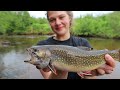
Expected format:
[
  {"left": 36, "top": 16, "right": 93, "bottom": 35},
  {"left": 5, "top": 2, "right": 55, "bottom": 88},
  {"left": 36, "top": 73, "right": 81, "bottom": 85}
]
[
  {"left": 37, "top": 37, "right": 53, "bottom": 45},
  {"left": 37, "top": 40, "right": 47, "bottom": 45},
  {"left": 72, "top": 36, "right": 92, "bottom": 48},
  {"left": 79, "top": 37, "right": 90, "bottom": 44},
  {"left": 72, "top": 36, "right": 88, "bottom": 42}
]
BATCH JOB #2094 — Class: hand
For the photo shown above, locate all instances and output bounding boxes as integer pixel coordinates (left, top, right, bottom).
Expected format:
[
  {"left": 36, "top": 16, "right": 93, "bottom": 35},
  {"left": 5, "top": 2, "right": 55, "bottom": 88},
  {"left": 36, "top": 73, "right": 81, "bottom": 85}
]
[
  {"left": 83, "top": 54, "right": 116, "bottom": 79},
  {"left": 96, "top": 54, "right": 115, "bottom": 75},
  {"left": 38, "top": 66, "right": 68, "bottom": 79},
  {"left": 87, "top": 54, "right": 116, "bottom": 78}
]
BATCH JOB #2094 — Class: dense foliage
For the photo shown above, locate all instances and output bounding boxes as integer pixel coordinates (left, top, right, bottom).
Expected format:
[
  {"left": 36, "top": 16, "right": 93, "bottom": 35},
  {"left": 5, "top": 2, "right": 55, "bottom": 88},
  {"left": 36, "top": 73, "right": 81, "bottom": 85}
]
[{"left": 0, "top": 11, "right": 120, "bottom": 39}]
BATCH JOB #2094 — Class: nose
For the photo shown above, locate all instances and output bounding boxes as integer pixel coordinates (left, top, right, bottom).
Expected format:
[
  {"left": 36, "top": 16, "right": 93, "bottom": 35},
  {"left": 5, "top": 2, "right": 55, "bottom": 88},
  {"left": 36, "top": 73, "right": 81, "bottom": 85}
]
[{"left": 55, "top": 18, "right": 61, "bottom": 25}]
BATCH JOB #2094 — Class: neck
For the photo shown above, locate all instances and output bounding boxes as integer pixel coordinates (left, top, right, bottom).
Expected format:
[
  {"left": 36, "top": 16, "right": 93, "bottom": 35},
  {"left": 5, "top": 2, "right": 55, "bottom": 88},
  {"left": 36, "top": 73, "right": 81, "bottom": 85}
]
[{"left": 54, "top": 33, "right": 70, "bottom": 41}]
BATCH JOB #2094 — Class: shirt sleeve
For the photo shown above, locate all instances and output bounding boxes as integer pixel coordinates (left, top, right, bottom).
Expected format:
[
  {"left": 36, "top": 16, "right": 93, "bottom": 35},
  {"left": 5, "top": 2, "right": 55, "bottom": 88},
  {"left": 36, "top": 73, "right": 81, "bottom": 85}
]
[
  {"left": 80, "top": 38, "right": 93, "bottom": 48},
  {"left": 36, "top": 40, "right": 47, "bottom": 45}
]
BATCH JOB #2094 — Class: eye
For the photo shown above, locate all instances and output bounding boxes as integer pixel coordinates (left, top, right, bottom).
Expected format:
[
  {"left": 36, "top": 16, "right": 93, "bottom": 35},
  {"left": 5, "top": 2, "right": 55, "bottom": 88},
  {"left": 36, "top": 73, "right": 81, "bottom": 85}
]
[
  {"left": 33, "top": 48, "right": 38, "bottom": 52},
  {"left": 49, "top": 18, "right": 55, "bottom": 23},
  {"left": 59, "top": 16, "right": 65, "bottom": 19}
]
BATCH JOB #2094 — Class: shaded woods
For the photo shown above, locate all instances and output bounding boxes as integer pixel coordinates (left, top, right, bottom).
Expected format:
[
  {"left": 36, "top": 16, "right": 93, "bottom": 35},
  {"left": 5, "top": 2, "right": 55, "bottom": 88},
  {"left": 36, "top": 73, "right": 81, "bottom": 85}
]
[{"left": 0, "top": 11, "right": 120, "bottom": 39}]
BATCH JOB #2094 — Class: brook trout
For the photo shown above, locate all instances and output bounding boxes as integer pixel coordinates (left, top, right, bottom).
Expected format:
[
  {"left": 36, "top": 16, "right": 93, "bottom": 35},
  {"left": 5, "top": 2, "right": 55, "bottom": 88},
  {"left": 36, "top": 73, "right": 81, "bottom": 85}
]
[{"left": 24, "top": 45, "right": 120, "bottom": 75}]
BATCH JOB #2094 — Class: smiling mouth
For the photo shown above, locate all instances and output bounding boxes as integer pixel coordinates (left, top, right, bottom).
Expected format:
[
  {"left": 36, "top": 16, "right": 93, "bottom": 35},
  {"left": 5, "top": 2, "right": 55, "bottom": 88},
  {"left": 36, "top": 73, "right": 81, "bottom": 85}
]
[
  {"left": 56, "top": 25, "right": 64, "bottom": 29},
  {"left": 56, "top": 27, "right": 64, "bottom": 31}
]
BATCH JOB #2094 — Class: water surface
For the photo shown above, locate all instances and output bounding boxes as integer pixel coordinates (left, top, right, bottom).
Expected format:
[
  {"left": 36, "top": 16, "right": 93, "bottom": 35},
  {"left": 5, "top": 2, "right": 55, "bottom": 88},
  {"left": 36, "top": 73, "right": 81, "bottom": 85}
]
[{"left": 0, "top": 35, "right": 120, "bottom": 79}]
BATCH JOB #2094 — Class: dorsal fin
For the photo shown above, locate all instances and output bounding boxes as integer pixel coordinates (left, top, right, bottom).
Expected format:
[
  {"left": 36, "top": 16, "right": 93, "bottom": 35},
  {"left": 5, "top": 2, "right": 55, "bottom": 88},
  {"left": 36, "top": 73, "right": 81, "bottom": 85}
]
[{"left": 77, "top": 46, "right": 93, "bottom": 51}]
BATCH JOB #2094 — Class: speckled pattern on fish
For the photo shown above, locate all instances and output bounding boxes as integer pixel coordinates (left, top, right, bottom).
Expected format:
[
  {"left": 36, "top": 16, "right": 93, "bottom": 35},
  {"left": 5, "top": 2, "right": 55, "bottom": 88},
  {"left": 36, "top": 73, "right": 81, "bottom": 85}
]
[{"left": 25, "top": 45, "right": 120, "bottom": 72}]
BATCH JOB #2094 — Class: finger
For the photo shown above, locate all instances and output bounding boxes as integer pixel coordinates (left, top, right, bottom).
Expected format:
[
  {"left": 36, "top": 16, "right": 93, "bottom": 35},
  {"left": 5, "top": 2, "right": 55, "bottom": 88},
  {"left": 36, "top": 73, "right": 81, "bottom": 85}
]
[
  {"left": 103, "top": 65, "right": 114, "bottom": 74},
  {"left": 100, "top": 64, "right": 114, "bottom": 71},
  {"left": 96, "top": 68, "right": 105, "bottom": 75},
  {"left": 105, "top": 70, "right": 113, "bottom": 74},
  {"left": 91, "top": 70, "right": 98, "bottom": 76},
  {"left": 42, "top": 67, "right": 51, "bottom": 72},
  {"left": 97, "top": 64, "right": 114, "bottom": 75},
  {"left": 105, "top": 54, "right": 115, "bottom": 68}
]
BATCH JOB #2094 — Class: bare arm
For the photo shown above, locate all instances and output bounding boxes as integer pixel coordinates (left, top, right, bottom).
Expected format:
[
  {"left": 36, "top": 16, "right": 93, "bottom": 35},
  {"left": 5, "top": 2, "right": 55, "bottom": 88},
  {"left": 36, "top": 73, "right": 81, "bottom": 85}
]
[{"left": 39, "top": 69, "right": 51, "bottom": 79}]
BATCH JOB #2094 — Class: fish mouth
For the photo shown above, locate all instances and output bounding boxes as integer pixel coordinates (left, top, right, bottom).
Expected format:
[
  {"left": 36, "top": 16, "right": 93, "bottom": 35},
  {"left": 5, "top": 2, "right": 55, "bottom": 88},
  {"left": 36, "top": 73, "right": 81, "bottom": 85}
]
[
  {"left": 24, "top": 60, "right": 29, "bottom": 62},
  {"left": 24, "top": 59, "right": 33, "bottom": 63},
  {"left": 24, "top": 48, "right": 39, "bottom": 64},
  {"left": 25, "top": 47, "right": 50, "bottom": 69},
  {"left": 25, "top": 48, "right": 45, "bottom": 65},
  {"left": 25, "top": 48, "right": 50, "bottom": 67},
  {"left": 24, "top": 58, "right": 43, "bottom": 65}
]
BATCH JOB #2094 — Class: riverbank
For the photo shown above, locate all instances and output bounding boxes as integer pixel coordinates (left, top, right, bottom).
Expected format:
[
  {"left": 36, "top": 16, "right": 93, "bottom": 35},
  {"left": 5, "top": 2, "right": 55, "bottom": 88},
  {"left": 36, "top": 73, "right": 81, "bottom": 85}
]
[{"left": 1, "top": 33, "right": 120, "bottom": 39}]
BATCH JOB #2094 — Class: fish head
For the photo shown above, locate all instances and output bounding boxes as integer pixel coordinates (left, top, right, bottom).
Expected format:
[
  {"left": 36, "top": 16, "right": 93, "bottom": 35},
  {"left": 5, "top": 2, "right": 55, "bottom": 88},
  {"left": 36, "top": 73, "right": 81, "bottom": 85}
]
[{"left": 24, "top": 46, "right": 52, "bottom": 69}]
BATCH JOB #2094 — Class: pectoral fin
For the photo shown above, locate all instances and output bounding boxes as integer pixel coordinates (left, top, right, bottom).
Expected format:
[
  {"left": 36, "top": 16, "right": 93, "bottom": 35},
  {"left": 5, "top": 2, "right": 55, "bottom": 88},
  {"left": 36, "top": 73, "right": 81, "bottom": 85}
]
[
  {"left": 48, "top": 63, "right": 57, "bottom": 75},
  {"left": 77, "top": 71, "right": 92, "bottom": 78}
]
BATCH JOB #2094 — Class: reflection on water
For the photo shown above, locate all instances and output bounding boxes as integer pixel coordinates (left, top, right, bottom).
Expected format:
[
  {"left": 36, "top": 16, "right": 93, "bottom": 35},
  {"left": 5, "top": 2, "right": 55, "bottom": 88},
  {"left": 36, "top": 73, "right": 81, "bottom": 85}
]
[
  {"left": 0, "top": 35, "right": 120, "bottom": 79},
  {"left": 87, "top": 37, "right": 120, "bottom": 50},
  {"left": 0, "top": 35, "right": 47, "bottom": 79}
]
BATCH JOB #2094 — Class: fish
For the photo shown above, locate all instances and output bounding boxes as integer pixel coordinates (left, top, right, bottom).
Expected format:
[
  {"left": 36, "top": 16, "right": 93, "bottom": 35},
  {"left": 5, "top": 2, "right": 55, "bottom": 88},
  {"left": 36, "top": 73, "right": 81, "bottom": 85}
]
[{"left": 24, "top": 45, "right": 120, "bottom": 76}]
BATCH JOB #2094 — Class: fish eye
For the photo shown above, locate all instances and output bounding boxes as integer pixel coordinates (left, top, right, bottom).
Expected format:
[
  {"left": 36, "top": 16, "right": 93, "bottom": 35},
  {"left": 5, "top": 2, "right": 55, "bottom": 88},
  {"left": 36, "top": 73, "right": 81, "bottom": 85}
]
[{"left": 33, "top": 48, "right": 38, "bottom": 52}]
